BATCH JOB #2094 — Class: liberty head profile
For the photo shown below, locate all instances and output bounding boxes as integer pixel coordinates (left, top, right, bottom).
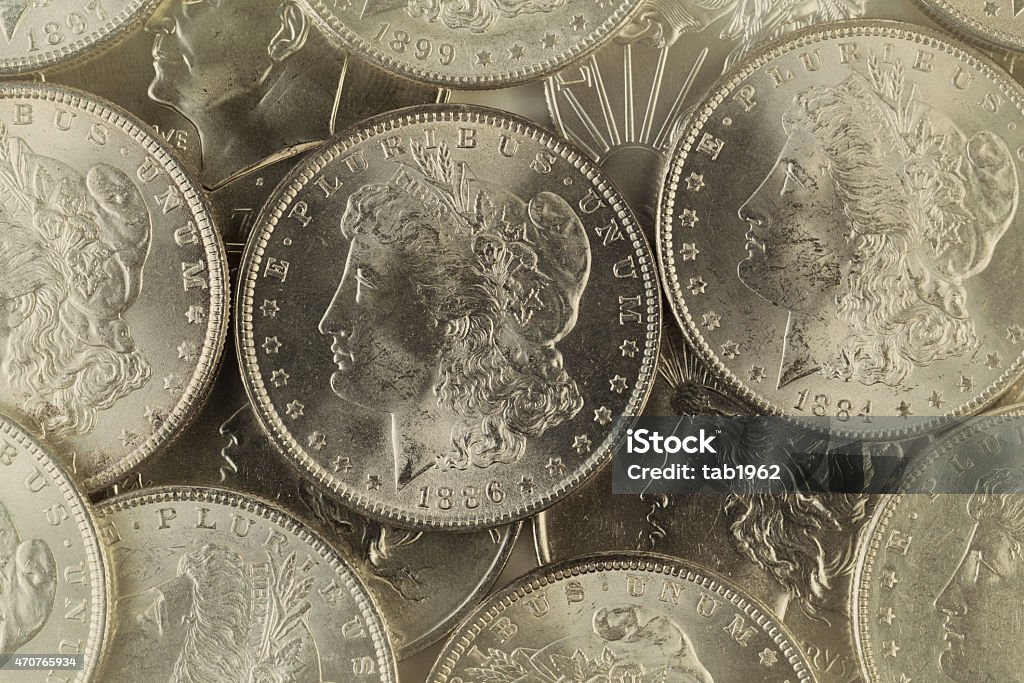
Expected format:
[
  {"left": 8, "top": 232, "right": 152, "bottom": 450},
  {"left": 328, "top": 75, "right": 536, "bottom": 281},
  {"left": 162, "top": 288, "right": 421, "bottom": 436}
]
[
  {"left": 146, "top": 0, "right": 346, "bottom": 188},
  {"left": 318, "top": 141, "right": 591, "bottom": 488},
  {"left": 0, "top": 124, "right": 153, "bottom": 440},
  {"left": 935, "top": 467, "right": 1024, "bottom": 682},
  {"left": 737, "top": 56, "right": 1018, "bottom": 389}
]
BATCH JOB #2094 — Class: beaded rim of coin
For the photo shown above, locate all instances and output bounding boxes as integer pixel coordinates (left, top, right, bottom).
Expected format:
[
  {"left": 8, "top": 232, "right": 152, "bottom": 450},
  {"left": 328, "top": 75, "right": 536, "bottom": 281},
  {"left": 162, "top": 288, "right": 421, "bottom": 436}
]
[
  {"left": 300, "top": 0, "right": 641, "bottom": 89},
  {"left": 94, "top": 485, "right": 399, "bottom": 681},
  {"left": 398, "top": 521, "right": 522, "bottom": 658},
  {"left": 913, "top": 0, "right": 1024, "bottom": 53},
  {"left": 236, "top": 104, "right": 660, "bottom": 530},
  {"left": 0, "top": 416, "right": 111, "bottom": 683},
  {"left": 0, "top": 0, "right": 162, "bottom": 75},
  {"left": 850, "top": 415, "right": 1018, "bottom": 682},
  {"left": 428, "top": 552, "right": 814, "bottom": 682},
  {"left": 657, "top": 20, "right": 1024, "bottom": 438},
  {"left": 0, "top": 82, "right": 229, "bottom": 492}
]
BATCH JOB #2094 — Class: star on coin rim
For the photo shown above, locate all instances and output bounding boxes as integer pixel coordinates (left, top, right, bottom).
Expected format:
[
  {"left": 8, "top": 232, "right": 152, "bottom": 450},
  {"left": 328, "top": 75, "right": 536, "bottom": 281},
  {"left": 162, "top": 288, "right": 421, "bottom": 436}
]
[
  {"left": 851, "top": 413, "right": 1023, "bottom": 683},
  {"left": 0, "top": 83, "right": 229, "bottom": 492},
  {"left": 0, "top": 0, "right": 162, "bottom": 75},
  {"left": 657, "top": 22, "right": 1024, "bottom": 438},
  {"left": 0, "top": 416, "right": 111, "bottom": 683},
  {"left": 237, "top": 105, "right": 660, "bottom": 530},
  {"left": 427, "top": 552, "right": 813, "bottom": 682},
  {"left": 917, "top": 0, "right": 1024, "bottom": 52},
  {"left": 301, "top": 0, "right": 642, "bottom": 88},
  {"left": 94, "top": 485, "right": 398, "bottom": 682}
]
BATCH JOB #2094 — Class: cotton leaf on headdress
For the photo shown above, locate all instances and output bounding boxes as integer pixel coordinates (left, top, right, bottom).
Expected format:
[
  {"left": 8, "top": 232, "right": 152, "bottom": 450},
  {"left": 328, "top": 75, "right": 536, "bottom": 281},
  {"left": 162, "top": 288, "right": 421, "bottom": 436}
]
[
  {"left": 0, "top": 227, "right": 48, "bottom": 300},
  {"left": 465, "top": 648, "right": 537, "bottom": 683},
  {"left": 253, "top": 550, "right": 314, "bottom": 681}
]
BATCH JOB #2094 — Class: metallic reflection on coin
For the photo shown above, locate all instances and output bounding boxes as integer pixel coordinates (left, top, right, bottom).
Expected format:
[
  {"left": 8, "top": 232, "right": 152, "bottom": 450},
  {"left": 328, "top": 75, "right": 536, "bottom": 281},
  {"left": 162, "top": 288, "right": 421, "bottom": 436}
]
[
  {"left": 302, "top": 0, "right": 642, "bottom": 88},
  {"left": 545, "top": 1, "right": 950, "bottom": 233},
  {"left": 428, "top": 553, "right": 813, "bottom": 682},
  {"left": 917, "top": 0, "right": 1024, "bottom": 52},
  {"left": 535, "top": 326, "right": 880, "bottom": 681},
  {"left": 238, "top": 105, "right": 660, "bottom": 529},
  {"left": 99, "top": 355, "right": 520, "bottom": 659},
  {"left": 537, "top": 468, "right": 874, "bottom": 682},
  {"left": 46, "top": 0, "right": 445, "bottom": 260},
  {"left": 0, "top": 416, "right": 109, "bottom": 682},
  {"left": 0, "top": 0, "right": 158, "bottom": 74},
  {"left": 853, "top": 414, "right": 1024, "bottom": 682},
  {"left": 659, "top": 22, "right": 1024, "bottom": 435},
  {"left": 0, "top": 82, "right": 227, "bottom": 492},
  {"left": 95, "top": 486, "right": 397, "bottom": 682}
]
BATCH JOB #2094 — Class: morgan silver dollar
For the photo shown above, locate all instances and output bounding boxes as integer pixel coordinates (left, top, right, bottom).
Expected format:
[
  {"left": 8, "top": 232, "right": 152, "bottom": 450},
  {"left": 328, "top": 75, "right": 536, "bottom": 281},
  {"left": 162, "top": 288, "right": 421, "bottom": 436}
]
[
  {"left": 0, "top": 415, "right": 109, "bottom": 683},
  {"left": 853, "top": 415, "right": 1024, "bottom": 682},
  {"left": 100, "top": 356, "right": 520, "bottom": 659},
  {"left": 94, "top": 486, "right": 397, "bottom": 682},
  {"left": 0, "top": 0, "right": 159, "bottom": 74},
  {"left": 238, "top": 105, "right": 660, "bottom": 529},
  {"left": 301, "top": 0, "right": 642, "bottom": 88},
  {"left": 0, "top": 82, "right": 228, "bottom": 492},
  {"left": 428, "top": 553, "right": 814, "bottom": 682},
  {"left": 916, "top": 0, "right": 1024, "bottom": 52},
  {"left": 659, "top": 22, "right": 1024, "bottom": 434}
]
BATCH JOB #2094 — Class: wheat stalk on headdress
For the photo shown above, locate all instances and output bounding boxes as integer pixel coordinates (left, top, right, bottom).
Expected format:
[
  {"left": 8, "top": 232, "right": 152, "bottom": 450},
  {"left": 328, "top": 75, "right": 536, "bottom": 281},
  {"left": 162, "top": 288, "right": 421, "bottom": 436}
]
[{"left": 0, "top": 121, "right": 35, "bottom": 215}]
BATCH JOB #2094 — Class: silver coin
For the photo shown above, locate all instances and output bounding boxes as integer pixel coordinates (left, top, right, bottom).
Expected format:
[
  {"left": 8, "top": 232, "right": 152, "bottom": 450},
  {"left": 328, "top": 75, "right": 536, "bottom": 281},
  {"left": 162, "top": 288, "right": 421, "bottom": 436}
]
[
  {"left": 0, "top": 0, "right": 158, "bottom": 74},
  {"left": 94, "top": 485, "right": 397, "bottom": 682},
  {"left": 429, "top": 553, "right": 814, "bottom": 682},
  {"left": 916, "top": 0, "right": 1024, "bottom": 52},
  {"left": 537, "top": 468, "right": 875, "bottom": 682},
  {"left": 301, "top": 0, "right": 642, "bottom": 88},
  {"left": 0, "top": 82, "right": 228, "bottom": 492},
  {"left": 544, "top": 0, "right": 953, "bottom": 234},
  {"left": 99, "top": 355, "right": 520, "bottom": 659},
  {"left": 852, "top": 415, "right": 1024, "bottom": 682},
  {"left": 45, "top": 0, "right": 445, "bottom": 260},
  {"left": 658, "top": 21, "right": 1024, "bottom": 434},
  {"left": 237, "top": 104, "right": 660, "bottom": 529},
  {"left": 0, "top": 415, "right": 109, "bottom": 682}
]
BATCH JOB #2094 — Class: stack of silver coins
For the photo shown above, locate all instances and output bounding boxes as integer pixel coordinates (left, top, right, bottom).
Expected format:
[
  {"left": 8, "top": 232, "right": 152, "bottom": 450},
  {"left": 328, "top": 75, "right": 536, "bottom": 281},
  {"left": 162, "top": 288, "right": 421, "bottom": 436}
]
[{"left": 1, "top": 1, "right": 1023, "bottom": 681}]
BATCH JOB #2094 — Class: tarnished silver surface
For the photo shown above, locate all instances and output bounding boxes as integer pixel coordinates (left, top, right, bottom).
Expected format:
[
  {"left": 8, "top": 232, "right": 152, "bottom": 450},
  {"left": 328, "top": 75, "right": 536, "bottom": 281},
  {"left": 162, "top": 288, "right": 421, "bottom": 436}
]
[
  {"left": 301, "top": 0, "right": 642, "bottom": 88},
  {"left": 0, "top": 0, "right": 158, "bottom": 74},
  {"left": 99, "top": 355, "right": 520, "bottom": 659},
  {"left": 0, "top": 415, "right": 109, "bottom": 682},
  {"left": 0, "top": 82, "right": 227, "bottom": 492},
  {"left": 852, "top": 414, "right": 1024, "bottom": 682},
  {"left": 238, "top": 105, "right": 660, "bottom": 529},
  {"left": 429, "top": 553, "right": 813, "bottom": 682},
  {"left": 94, "top": 486, "right": 397, "bottom": 682},
  {"left": 659, "top": 22, "right": 1024, "bottom": 435},
  {"left": 917, "top": 0, "right": 1024, "bottom": 52},
  {"left": 545, "top": 0, "right": 949, "bottom": 233}
]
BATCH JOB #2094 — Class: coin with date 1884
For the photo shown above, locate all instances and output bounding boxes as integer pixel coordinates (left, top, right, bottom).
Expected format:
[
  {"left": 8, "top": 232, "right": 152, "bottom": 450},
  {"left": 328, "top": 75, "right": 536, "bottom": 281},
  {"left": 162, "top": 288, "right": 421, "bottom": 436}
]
[{"left": 659, "top": 21, "right": 1024, "bottom": 436}]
